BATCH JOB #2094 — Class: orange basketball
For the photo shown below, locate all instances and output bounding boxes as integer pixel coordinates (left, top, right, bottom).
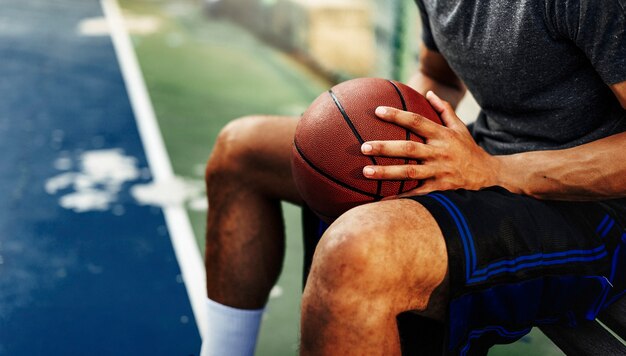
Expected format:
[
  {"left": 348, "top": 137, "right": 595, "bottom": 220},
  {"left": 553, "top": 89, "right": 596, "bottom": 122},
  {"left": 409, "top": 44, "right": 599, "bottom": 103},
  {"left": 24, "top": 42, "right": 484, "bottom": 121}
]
[{"left": 291, "top": 78, "right": 442, "bottom": 222}]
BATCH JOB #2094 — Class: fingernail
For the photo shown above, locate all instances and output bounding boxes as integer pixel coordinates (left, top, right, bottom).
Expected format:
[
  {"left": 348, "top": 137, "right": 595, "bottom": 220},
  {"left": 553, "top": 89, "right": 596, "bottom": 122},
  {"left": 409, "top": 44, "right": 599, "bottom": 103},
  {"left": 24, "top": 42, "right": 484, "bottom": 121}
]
[
  {"left": 375, "top": 106, "right": 387, "bottom": 115},
  {"left": 361, "top": 143, "right": 373, "bottom": 153},
  {"left": 363, "top": 167, "right": 375, "bottom": 176}
]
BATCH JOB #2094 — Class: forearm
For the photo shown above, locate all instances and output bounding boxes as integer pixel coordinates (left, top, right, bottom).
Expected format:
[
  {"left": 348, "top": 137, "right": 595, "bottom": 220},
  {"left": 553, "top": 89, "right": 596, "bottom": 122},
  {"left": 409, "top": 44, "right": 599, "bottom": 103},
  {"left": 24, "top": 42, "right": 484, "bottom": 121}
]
[{"left": 494, "top": 131, "right": 626, "bottom": 200}]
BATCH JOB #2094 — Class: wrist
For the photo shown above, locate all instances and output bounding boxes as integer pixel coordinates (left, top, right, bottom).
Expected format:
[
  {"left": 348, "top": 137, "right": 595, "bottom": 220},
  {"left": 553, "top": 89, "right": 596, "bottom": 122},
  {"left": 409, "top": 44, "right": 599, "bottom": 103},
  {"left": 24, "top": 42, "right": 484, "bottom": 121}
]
[{"left": 491, "top": 154, "right": 527, "bottom": 195}]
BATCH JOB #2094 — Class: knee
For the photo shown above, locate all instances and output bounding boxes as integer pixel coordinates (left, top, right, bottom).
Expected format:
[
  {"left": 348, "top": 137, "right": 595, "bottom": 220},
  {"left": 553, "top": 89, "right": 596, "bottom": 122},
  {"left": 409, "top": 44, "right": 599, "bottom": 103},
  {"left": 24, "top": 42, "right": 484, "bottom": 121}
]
[
  {"left": 308, "top": 219, "right": 377, "bottom": 292},
  {"left": 313, "top": 212, "right": 388, "bottom": 286},
  {"left": 205, "top": 116, "right": 265, "bottom": 185},
  {"left": 308, "top": 201, "right": 443, "bottom": 297}
]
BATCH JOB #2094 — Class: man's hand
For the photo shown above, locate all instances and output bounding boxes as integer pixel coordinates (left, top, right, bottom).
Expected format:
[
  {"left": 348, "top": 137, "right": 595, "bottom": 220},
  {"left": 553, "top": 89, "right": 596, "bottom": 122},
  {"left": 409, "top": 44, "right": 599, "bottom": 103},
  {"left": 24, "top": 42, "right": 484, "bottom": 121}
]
[{"left": 361, "top": 91, "right": 501, "bottom": 197}]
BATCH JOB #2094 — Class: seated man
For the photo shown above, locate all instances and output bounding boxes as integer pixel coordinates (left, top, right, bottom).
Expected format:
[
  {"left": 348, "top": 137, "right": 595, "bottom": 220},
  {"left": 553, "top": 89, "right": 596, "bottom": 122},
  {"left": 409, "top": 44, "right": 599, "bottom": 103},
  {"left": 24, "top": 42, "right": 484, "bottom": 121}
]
[{"left": 201, "top": 0, "right": 626, "bottom": 354}]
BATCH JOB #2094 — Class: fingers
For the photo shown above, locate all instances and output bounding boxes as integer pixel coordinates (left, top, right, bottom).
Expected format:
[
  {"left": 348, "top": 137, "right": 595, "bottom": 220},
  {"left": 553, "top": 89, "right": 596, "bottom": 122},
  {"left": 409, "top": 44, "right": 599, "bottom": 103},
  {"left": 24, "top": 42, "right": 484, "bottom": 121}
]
[
  {"left": 375, "top": 106, "right": 442, "bottom": 138},
  {"left": 362, "top": 90, "right": 476, "bottom": 197},
  {"left": 363, "top": 164, "right": 434, "bottom": 181},
  {"left": 361, "top": 140, "right": 433, "bottom": 159},
  {"left": 374, "top": 91, "right": 465, "bottom": 135}
]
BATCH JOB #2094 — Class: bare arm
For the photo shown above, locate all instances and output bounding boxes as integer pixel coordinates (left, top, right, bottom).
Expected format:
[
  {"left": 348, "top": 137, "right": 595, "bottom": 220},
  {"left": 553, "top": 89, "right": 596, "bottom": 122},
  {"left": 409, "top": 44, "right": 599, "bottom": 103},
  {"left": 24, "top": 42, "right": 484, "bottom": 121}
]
[
  {"left": 362, "top": 81, "right": 626, "bottom": 201},
  {"left": 495, "top": 81, "right": 626, "bottom": 200}
]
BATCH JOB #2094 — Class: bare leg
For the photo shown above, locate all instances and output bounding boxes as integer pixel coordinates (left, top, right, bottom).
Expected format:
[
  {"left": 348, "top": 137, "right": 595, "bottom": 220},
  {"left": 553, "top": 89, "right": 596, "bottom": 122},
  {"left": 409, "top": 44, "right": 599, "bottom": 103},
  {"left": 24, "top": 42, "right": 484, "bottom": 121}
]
[
  {"left": 205, "top": 115, "right": 302, "bottom": 309},
  {"left": 300, "top": 199, "right": 449, "bottom": 355}
]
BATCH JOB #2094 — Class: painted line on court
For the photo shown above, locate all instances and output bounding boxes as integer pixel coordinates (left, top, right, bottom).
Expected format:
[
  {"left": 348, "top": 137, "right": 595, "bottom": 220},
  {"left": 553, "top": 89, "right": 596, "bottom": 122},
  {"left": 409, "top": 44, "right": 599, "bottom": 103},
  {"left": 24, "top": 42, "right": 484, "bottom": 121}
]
[{"left": 101, "top": 0, "right": 207, "bottom": 337}]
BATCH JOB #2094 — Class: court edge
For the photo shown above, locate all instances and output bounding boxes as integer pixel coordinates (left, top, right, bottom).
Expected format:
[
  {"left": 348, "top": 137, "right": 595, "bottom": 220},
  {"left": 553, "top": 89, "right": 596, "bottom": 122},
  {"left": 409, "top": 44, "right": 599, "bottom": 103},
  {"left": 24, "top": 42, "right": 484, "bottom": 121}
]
[{"left": 101, "top": 0, "right": 207, "bottom": 338}]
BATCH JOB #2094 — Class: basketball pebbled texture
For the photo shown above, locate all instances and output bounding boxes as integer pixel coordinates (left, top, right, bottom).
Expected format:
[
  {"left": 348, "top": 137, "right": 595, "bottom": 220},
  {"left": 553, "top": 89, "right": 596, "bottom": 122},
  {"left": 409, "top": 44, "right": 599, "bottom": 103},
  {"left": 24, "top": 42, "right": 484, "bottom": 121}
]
[{"left": 291, "top": 77, "right": 442, "bottom": 222}]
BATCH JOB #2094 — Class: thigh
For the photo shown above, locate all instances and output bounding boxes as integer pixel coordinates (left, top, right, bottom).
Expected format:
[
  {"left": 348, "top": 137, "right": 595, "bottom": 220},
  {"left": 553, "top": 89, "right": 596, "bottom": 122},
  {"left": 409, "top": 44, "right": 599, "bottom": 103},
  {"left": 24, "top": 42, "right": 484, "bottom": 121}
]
[
  {"left": 409, "top": 187, "right": 622, "bottom": 297},
  {"left": 406, "top": 187, "right": 626, "bottom": 354}
]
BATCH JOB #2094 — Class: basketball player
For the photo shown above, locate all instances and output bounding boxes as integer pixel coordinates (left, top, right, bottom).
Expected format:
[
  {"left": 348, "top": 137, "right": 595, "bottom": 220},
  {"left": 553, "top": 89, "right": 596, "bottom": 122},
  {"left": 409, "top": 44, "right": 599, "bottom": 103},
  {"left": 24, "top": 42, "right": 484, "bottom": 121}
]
[{"left": 201, "top": 0, "right": 626, "bottom": 354}]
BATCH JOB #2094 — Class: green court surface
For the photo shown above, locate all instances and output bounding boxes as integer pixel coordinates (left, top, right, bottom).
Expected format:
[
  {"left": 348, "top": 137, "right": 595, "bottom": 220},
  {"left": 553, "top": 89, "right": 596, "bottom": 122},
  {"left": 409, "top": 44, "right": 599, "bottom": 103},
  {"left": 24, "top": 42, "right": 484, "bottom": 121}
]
[{"left": 119, "top": 1, "right": 563, "bottom": 354}]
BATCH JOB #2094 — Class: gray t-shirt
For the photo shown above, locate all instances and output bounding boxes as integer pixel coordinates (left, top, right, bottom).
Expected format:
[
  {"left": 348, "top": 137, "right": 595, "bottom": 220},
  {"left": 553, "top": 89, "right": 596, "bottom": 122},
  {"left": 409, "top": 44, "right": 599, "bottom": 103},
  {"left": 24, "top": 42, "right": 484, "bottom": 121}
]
[{"left": 415, "top": 0, "right": 626, "bottom": 155}]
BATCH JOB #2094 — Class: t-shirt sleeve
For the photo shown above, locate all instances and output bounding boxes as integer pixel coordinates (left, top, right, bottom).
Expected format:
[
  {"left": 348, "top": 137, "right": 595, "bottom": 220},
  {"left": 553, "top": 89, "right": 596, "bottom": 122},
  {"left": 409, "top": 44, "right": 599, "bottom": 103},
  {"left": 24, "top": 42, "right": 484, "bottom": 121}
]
[
  {"left": 414, "top": 0, "right": 440, "bottom": 52},
  {"left": 548, "top": 0, "right": 626, "bottom": 85}
]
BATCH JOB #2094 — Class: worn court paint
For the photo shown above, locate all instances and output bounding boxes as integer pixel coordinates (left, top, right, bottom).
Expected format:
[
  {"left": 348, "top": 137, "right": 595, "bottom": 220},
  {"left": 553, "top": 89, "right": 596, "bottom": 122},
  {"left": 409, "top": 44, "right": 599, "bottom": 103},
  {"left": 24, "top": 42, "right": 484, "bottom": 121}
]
[{"left": 0, "top": 0, "right": 200, "bottom": 354}]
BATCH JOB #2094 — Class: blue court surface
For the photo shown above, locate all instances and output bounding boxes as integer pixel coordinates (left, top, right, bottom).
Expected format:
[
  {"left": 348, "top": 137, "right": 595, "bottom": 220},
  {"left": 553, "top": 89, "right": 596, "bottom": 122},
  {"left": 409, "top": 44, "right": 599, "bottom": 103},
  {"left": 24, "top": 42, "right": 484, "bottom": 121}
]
[{"left": 0, "top": 0, "right": 203, "bottom": 354}]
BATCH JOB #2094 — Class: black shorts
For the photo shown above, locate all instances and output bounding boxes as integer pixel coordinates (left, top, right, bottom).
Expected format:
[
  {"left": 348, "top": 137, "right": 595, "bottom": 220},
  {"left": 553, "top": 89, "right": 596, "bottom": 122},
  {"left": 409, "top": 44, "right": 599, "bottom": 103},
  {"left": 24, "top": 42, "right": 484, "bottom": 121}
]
[{"left": 407, "top": 187, "right": 626, "bottom": 355}]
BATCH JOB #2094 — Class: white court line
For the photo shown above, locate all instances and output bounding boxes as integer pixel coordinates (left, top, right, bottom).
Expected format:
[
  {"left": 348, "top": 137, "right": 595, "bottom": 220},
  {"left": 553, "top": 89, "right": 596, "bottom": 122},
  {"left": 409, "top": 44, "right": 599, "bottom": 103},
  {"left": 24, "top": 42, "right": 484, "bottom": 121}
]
[{"left": 101, "top": 0, "right": 207, "bottom": 338}]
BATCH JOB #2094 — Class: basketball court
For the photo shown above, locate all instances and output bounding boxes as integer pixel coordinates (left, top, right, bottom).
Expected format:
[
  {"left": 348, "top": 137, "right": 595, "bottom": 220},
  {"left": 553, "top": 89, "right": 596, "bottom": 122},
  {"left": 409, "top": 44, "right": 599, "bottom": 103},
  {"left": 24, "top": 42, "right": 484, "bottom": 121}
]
[{"left": 0, "top": 0, "right": 562, "bottom": 354}]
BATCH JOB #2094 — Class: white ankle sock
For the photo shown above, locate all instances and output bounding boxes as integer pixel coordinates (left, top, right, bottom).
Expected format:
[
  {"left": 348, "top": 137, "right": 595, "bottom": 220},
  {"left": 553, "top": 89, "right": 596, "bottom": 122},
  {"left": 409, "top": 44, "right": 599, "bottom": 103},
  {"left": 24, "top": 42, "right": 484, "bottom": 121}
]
[{"left": 200, "top": 298, "right": 265, "bottom": 356}]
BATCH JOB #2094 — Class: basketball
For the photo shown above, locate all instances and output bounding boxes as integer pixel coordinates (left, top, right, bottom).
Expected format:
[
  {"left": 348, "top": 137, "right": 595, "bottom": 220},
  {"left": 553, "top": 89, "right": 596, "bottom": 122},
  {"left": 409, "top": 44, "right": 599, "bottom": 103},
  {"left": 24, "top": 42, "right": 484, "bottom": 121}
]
[{"left": 291, "top": 77, "right": 442, "bottom": 222}]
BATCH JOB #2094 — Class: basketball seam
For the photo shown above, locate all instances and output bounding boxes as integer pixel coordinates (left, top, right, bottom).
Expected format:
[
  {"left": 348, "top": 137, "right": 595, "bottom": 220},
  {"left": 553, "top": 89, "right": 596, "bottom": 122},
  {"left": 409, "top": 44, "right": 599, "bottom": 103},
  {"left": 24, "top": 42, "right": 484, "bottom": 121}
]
[
  {"left": 388, "top": 80, "right": 411, "bottom": 195},
  {"left": 293, "top": 140, "right": 382, "bottom": 200},
  {"left": 328, "top": 89, "right": 382, "bottom": 197}
]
